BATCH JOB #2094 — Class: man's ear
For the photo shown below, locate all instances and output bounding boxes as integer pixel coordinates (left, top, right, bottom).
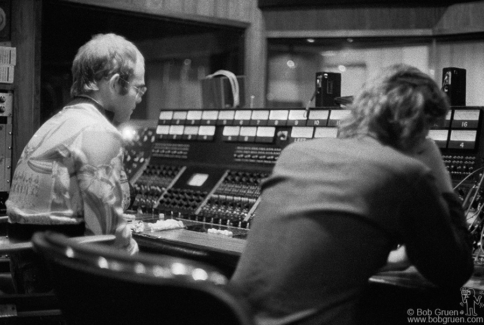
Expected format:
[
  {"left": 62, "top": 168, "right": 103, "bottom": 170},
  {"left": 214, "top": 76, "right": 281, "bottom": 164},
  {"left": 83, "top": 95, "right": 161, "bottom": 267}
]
[{"left": 108, "top": 73, "right": 121, "bottom": 93}]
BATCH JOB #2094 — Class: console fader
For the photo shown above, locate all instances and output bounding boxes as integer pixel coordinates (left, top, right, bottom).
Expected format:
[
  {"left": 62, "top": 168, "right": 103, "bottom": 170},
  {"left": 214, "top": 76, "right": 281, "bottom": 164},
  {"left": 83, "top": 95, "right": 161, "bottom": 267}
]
[{"left": 126, "top": 106, "right": 484, "bottom": 238}]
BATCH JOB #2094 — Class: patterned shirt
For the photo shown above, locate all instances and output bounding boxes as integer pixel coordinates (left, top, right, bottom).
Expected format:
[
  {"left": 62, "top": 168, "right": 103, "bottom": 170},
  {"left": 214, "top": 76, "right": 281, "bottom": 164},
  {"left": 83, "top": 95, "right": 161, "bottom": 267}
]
[{"left": 6, "top": 100, "right": 138, "bottom": 254}]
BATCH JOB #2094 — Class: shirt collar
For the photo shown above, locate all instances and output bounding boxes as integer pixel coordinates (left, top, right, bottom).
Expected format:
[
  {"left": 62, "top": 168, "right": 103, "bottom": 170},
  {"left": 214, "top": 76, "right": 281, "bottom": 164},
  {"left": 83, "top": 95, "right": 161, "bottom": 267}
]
[{"left": 71, "top": 95, "right": 115, "bottom": 122}]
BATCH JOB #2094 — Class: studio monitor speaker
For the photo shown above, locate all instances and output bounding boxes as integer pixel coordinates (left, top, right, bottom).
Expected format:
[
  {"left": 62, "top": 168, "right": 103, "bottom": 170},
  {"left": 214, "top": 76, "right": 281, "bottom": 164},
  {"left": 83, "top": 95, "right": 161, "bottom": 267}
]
[
  {"left": 315, "top": 72, "right": 341, "bottom": 107},
  {"left": 442, "top": 67, "right": 466, "bottom": 106}
]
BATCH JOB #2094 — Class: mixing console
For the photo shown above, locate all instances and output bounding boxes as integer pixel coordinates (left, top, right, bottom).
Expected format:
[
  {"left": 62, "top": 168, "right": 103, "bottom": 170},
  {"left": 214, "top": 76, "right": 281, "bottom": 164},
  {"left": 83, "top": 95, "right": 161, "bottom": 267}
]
[
  {"left": 198, "top": 170, "right": 266, "bottom": 227},
  {"left": 123, "top": 126, "right": 157, "bottom": 182},
  {"left": 125, "top": 106, "right": 484, "bottom": 243},
  {"left": 431, "top": 107, "right": 484, "bottom": 185},
  {"left": 131, "top": 164, "right": 184, "bottom": 214}
]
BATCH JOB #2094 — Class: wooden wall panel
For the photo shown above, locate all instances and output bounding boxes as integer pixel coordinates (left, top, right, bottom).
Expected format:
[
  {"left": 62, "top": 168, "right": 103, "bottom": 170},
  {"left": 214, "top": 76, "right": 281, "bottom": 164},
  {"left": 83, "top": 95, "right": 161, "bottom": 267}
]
[
  {"left": 164, "top": 0, "right": 184, "bottom": 13},
  {"left": 58, "top": 0, "right": 266, "bottom": 108},
  {"left": 11, "top": 0, "right": 42, "bottom": 169},
  {"left": 60, "top": 0, "right": 254, "bottom": 24},
  {"left": 263, "top": 2, "right": 484, "bottom": 38},
  {"left": 263, "top": 6, "right": 448, "bottom": 32},
  {"left": 196, "top": 0, "right": 216, "bottom": 17},
  {"left": 434, "top": 2, "right": 484, "bottom": 35},
  {"left": 258, "top": 0, "right": 473, "bottom": 8},
  {"left": 214, "top": 0, "right": 229, "bottom": 19}
]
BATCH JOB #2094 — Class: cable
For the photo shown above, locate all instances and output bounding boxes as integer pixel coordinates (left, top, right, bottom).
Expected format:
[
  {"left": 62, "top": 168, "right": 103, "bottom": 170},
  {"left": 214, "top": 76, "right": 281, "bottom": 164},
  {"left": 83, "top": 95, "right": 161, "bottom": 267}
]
[
  {"left": 465, "top": 170, "right": 484, "bottom": 218},
  {"left": 468, "top": 203, "right": 484, "bottom": 232},
  {"left": 453, "top": 166, "right": 484, "bottom": 190},
  {"left": 474, "top": 223, "right": 484, "bottom": 263},
  {"left": 205, "top": 70, "right": 240, "bottom": 108},
  {"left": 304, "top": 89, "right": 317, "bottom": 118}
]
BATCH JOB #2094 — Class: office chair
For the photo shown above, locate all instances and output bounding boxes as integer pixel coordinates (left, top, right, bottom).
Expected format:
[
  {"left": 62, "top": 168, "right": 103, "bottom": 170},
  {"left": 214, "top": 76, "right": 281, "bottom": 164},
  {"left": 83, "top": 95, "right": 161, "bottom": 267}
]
[{"left": 31, "top": 231, "right": 254, "bottom": 325}]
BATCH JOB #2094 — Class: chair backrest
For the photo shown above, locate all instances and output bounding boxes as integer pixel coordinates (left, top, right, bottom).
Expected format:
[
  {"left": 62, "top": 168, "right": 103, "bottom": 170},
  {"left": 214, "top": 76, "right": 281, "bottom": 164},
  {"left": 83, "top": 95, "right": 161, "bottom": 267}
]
[{"left": 32, "top": 231, "right": 254, "bottom": 325}]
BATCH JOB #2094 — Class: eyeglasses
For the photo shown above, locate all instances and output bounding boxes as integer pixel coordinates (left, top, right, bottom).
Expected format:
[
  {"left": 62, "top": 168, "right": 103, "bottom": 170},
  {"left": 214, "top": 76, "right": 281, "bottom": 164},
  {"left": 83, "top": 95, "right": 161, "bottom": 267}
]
[{"left": 121, "top": 78, "right": 147, "bottom": 98}]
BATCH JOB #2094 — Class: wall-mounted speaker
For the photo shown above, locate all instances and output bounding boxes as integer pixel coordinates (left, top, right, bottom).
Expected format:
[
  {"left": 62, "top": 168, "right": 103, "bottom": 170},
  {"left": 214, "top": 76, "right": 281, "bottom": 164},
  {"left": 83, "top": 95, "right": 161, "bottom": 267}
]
[
  {"left": 442, "top": 67, "right": 466, "bottom": 106},
  {"left": 315, "top": 72, "right": 341, "bottom": 107}
]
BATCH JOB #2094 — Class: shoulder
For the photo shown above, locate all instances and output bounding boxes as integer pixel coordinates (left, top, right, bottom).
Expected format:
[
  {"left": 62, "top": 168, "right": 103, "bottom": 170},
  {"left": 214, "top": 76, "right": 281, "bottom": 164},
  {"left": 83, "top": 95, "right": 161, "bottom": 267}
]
[
  {"left": 281, "top": 136, "right": 430, "bottom": 176},
  {"left": 282, "top": 138, "right": 336, "bottom": 154},
  {"left": 60, "top": 103, "right": 121, "bottom": 140},
  {"left": 59, "top": 104, "right": 123, "bottom": 162}
]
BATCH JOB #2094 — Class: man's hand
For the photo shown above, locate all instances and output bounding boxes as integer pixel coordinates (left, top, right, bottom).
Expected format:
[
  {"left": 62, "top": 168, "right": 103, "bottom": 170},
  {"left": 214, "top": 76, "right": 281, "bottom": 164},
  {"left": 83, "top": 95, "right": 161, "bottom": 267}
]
[
  {"left": 411, "top": 138, "right": 453, "bottom": 194},
  {"left": 379, "top": 245, "right": 412, "bottom": 272}
]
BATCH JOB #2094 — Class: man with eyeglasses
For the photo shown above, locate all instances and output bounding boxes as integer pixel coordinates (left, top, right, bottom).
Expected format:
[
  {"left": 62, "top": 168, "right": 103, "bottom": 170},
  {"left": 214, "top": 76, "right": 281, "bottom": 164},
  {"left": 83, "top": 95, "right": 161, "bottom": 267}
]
[{"left": 6, "top": 33, "right": 145, "bottom": 293}]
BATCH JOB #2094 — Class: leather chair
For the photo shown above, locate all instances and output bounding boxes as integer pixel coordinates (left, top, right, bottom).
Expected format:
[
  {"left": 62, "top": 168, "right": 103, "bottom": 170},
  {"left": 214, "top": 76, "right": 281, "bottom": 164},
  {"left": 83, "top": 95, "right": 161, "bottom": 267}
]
[
  {"left": 0, "top": 233, "right": 115, "bottom": 322},
  {"left": 31, "top": 231, "right": 254, "bottom": 325}
]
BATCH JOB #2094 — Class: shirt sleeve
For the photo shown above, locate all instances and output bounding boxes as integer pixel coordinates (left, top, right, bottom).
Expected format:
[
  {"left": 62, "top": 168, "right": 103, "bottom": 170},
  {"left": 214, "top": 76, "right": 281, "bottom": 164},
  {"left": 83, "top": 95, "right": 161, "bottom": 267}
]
[
  {"left": 399, "top": 172, "right": 473, "bottom": 288},
  {"left": 73, "top": 125, "right": 138, "bottom": 254}
]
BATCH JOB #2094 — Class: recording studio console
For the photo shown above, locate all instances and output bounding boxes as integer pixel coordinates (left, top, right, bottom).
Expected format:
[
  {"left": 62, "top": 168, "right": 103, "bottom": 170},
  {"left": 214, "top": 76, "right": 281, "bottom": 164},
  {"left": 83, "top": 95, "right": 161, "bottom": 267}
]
[
  {"left": 432, "top": 107, "right": 484, "bottom": 186},
  {"left": 126, "top": 107, "right": 345, "bottom": 237},
  {"left": 125, "top": 106, "right": 484, "bottom": 240}
]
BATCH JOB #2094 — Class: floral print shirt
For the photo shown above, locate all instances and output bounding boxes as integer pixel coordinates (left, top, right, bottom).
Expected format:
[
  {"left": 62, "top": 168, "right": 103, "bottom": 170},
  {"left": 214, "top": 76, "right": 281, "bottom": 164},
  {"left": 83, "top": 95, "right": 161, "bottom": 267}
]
[{"left": 7, "top": 101, "right": 138, "bottom": 254}]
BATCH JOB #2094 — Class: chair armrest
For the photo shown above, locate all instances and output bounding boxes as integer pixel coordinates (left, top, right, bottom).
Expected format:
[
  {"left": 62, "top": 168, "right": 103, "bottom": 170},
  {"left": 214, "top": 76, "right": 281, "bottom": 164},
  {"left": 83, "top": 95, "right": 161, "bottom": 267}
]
[
  {"left": 70, "top": 235, "right": 116, "bottom": 245},
  {"left": 0, "top": 234, "right": 116, "bottom": 255}
]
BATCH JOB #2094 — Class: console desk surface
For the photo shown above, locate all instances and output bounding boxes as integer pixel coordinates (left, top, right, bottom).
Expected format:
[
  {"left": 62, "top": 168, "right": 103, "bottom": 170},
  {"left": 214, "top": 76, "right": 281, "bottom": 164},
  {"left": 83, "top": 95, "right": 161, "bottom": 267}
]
[{"left": 134, "top": 228, "right": 484, "bottom": 291}]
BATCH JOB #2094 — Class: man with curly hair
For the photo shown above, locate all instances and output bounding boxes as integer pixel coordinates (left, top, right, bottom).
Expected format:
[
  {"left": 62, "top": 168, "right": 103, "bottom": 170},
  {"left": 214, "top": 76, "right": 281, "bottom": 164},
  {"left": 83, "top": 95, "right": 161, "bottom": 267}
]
[{"left": 230, "top": 64, "right": 474, "bottom": 325}]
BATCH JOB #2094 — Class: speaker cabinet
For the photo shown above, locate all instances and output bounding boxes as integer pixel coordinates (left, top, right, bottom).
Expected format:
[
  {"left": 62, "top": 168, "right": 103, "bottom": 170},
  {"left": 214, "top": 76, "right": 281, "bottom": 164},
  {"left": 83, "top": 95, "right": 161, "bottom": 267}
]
[
  {"left": 315, "top": 72, "right": 341, "bottom": 107},
  {"left": 442, "top": 67, "right": 466, "bottom": 106}
]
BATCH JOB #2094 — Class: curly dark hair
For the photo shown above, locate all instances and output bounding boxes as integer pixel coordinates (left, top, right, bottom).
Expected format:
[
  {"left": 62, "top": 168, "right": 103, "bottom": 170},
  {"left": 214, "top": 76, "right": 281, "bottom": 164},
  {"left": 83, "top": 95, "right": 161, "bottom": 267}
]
[{"left": 338, "top": 64, "right": 450, "bottom": 152}]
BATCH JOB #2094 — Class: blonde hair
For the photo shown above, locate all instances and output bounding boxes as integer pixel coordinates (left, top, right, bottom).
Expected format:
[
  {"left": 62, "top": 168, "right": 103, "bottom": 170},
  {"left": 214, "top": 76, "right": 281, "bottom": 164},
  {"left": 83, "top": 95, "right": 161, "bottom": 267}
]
[{"left": 70, "top": 33, "right": 144, "bottom": 97}]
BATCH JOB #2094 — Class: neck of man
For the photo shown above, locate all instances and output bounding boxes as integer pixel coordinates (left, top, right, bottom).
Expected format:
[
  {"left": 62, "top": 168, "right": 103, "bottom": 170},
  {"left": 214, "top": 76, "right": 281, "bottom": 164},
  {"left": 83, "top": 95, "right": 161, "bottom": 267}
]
[{"left": 74, "top": 93, "right": 115, "bottom": 123}]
